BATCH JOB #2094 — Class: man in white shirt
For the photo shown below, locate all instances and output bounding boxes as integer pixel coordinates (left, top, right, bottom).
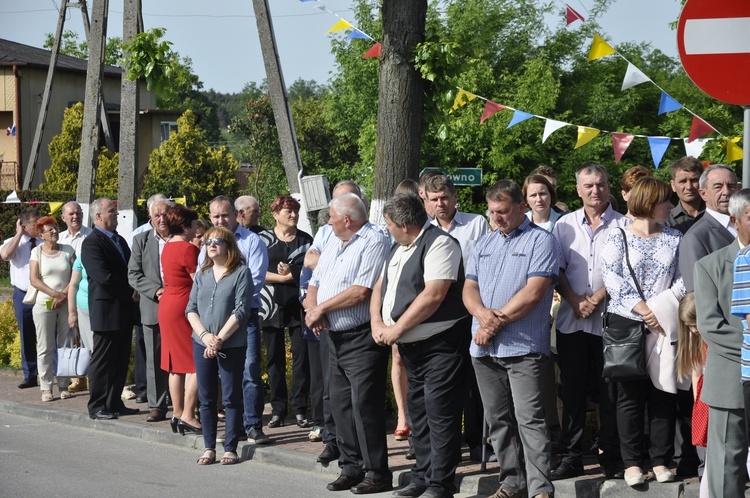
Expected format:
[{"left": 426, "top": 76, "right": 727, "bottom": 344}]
[{"left": 58, "top": 201, "right": 92, "bottom": 256}]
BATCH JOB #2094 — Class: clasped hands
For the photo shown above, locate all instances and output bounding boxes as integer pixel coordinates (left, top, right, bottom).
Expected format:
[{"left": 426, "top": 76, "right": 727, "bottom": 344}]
[
  {"left": 473, "top": 307, "right": 508, "bottom": 346},
  {"left": 304, "top": 306, "right": 329, "bottom": 337},
  {"left": 202, "top": 334, "right": 224, "bottom": 359},
  {"left": 371, "top": 322, "right": 399, "bottom": 346}
]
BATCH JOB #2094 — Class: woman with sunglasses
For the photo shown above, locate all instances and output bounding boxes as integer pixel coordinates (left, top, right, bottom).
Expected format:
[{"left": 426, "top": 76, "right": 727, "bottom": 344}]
[
  {"left": 28, "top": 216, "right": 76, "bottom": 402},
  {"left": 187, "top": 227, "right": 252, "bottom": 465}
]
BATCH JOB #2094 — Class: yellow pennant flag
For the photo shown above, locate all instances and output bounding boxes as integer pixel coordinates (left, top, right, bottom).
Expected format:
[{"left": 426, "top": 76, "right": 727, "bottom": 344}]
[
  {"left": 48, "top": 201, "right": 63, "bottom": 215},
  {"left": 451, "top": 89, "right": 477, "bottom": 112},
  {"left": 174, "top": 197, "right": 187, "bottom": 205},
  {"left": 587, "top": 34, "right": 616, "bottom": 62},
  {"left": 326, "top": 18, "right": 353, "bottom": 34},
  {"left": 726, "top": 139, "right": 744, "bottom": 163},
  {"left": 575, "top": 126, "right": 600, "bottom": 149},
  {"left": 137, "top": 198, "right": 146, "bottom": 206}
]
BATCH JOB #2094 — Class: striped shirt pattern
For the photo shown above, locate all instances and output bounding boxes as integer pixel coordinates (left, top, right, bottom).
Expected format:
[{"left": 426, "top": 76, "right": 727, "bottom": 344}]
[
  {"left": 466, "top": 217, "right": 559, "bottom": 358},
  {"left": 730, "top": 244, "right": 750, "bottom": 382},
  {"left": 310, "top": 221, "right": 389, "bottom": 331}
]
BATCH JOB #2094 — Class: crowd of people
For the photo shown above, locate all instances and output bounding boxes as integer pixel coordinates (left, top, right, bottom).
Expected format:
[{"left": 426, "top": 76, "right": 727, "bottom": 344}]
[{"left": 1, "top": 156, "right": 748, "bottom": 498}]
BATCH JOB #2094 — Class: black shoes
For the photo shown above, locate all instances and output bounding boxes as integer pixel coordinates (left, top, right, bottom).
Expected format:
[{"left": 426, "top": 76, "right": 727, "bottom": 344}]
[
  {"left": 18, "top": 377, "right": 37, "bottom": 389},
  {"left": 116, "top": 406, "right": 140, "bottom": 416},
  {"left": 351, "top": 477, "right": 393, "bottom": 495},
  {"left": 326, "top": 473, "right": 364, "bottom": 491},
  {"left": 268, "top": 416, "right": 284, "bottom": 428},
  {"left": 177, "top": 419, "right": 203, "bottom": 435},
  {"left": 392, "top": 483, "right": 427, "bottom": 496},
  {"left": 295, "top": 417, "right": 312, "bottom": 428},
  {"left": 90, "top": 410, "right": 117, "bottom": 420},
  {"left": 317, "top": 442, "right": 341, "bottom": 464},
  {"left": 550, "top": 461, "right": 584, "bottom": 481},
  {"left": 603, "top": 463, "right": 624, "bottom": 480},
  {"left": 135, "top": 393, "right": 148, "bottom": 404},
  {"left": 469, "top": 445, "right": 497, "bottom": 462}
]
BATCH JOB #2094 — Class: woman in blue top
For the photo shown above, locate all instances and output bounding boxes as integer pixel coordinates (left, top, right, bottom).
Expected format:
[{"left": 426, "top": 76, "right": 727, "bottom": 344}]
[
  {"left": 187, "top": 227, "right": 252, "bottom": 466},
  {"left": 68, "top": 255, "right": 93, "bottom": 353}
]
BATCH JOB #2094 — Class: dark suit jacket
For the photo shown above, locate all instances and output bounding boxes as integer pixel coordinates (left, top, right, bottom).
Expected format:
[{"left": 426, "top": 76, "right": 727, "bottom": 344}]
[
  {"left": 81, "top": 228, "right": 137, "bottom": 332},
  {"left": 128, "top": 230, "right": 162, "bottom": 326},
  {"left": 694, "top": 239, "right": 743, "bottom": 410},
  {"left": 678, "top": 213, "right": 734, "bottom": 292}
]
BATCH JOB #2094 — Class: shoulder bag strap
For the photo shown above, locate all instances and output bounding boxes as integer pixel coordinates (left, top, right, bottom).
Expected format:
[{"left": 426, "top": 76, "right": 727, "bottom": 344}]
[{"left": 619, "top": 227, "right": 646, "bottom": 302}]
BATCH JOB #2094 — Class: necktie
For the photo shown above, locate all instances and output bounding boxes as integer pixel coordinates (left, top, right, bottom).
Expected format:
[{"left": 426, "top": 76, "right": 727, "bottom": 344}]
[
  {"left": 112, "top": 233, "right": 126, "bottom": 261},
  {"left": 30, "top": 238, "right": 36, "bottom": 249}
]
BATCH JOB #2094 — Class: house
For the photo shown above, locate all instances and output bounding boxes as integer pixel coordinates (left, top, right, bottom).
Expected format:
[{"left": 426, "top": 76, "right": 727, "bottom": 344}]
[{"left": 0, "top": 38, "right": 180, "bottom": 190}]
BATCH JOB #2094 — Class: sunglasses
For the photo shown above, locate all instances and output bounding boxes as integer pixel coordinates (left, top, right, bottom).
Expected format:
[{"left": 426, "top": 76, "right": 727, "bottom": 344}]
[{"left": 205, "top": 238, "right": 225, "bottom": 247}]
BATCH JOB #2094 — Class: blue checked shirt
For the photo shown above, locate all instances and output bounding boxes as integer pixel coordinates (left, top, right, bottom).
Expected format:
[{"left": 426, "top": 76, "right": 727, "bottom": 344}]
[
  {"left": 731, "top": 244, "right": 750, "bottom": 382},
  {"left": 466, "top": 218, "right": 559, "bottom": 358}
]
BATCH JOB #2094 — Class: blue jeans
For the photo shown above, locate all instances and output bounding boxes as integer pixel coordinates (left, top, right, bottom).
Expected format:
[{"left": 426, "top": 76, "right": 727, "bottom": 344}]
[
  {"left": 242, "top": 309, "right": 264, "bottom": 431},
  {"left": 194, "top": 342, "right": 245, "bottom": 452},
  {"left": 13, "top": 287, "right": 37, "bottom": 379}
]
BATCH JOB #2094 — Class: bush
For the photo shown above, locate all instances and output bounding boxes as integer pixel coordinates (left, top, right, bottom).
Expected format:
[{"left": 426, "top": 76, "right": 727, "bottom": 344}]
[{"left": 0, "top": 299, "right": 22, "bottom": 369}]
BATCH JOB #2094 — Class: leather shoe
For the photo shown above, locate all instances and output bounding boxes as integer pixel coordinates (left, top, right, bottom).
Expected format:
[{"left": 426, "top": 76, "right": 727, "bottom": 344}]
[
  {"left": 391, "top": 483, "right": 427, "bottom": 496},
  {"left": 351, "top": 477, "right": 393, "bottom": 495},
  {"left": 267, "top": 415, "right": 284, "bottom": 428},
  {"left": 146, "top": 409, "right": 166, "bottom": 422},
  {"left": 317, "top": 442, "right": 341, "bottom": 464},
  {"left": 603, "top": 463, "right": 624, "bottom": 479},
  {"left": 17, "top": 377, "right": 37, "bottom": 389},
  {"left": 550, "top": 461, "right": 584, "bottom": 481},
  {"left": 90, "top": 410, "right": 117, "bottom": 420},
  {"left": 116, "top": 406, "right": 140, "bottom": 416},
  {"left": 326, "top": 473, "right": 364, "bottom": 491},
  {"left": 135, "top": 393, "right": 148, "bottom": 404}
]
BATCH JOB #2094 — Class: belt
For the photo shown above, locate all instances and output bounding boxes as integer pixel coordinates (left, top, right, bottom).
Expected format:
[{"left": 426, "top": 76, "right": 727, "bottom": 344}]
[
  {"left": 13, "top": 285, "right": 27, "bottom": 293},
  {"left": 331, "top": 322, "right": 369, "bottom": 333}
]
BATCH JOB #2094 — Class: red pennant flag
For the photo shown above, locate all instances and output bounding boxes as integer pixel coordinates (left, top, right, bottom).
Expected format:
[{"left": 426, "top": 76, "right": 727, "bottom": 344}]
[
  {"left": 612, "top": 133, "right": 635, "bottom": 164},
  {"left": 565, "top": 4, "right": 585, "bottom": 25},
  {"left": 480, "top": 101, "right": 505, "bottom": 125},
  {"left": 688, "top": 115, "right": 716, "bottom": 143},
  {"left": 362, "top": 43, "right": 381, "bottom": 59}
]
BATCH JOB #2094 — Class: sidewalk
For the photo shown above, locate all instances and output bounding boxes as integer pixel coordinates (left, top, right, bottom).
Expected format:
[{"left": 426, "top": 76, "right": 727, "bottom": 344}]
[{"left": 0, "top": 368, "right": 710, "bottom": 497}]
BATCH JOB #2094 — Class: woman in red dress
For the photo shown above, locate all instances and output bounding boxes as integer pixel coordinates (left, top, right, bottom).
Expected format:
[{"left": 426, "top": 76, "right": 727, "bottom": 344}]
[{"left": 159, "top": 204, "right": 201, "bottom": 435}]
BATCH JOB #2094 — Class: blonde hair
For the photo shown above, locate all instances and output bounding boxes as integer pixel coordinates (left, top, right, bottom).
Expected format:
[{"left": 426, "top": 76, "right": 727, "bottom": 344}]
[
  {"left": 200, "top": 227, "right": 245, "bottom": 276},
  {"left": 676, "top": 292, "right": 705, "bottom": 382}
]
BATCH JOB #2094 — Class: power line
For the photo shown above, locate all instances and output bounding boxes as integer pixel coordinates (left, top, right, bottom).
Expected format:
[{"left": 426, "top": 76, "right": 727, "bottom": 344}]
[{"left": 0, "top": 8, "right": 352, "bottom": 19}]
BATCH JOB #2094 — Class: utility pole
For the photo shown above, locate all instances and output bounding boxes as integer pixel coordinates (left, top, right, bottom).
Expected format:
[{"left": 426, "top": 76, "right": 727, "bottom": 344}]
[{"left": 77, "top": 0, "right": 109, "bottom": 217}]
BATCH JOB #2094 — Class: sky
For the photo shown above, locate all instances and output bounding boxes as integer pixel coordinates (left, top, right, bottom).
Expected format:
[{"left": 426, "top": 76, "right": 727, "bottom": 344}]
[{"left": 2, "top": 0, "right": 683, "bottom": 94}]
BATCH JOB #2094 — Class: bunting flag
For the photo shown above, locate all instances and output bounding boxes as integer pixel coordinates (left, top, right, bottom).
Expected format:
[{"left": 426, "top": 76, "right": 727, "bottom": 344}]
[
  {"left": 362, "top": 43, "right": 381, "bottom": 59},
  {"left": 647, "top": 137, "right": 671, "bottom": 168},
  {"left": 480, "top": 101, "right": 504, "bottom": 124},
  {"left": 621, "top": 63, "right": 651, "bottom": 91},
  {"left": 506, "top": 110, "right": 535, "bottom": 129},
  {"left": 298, "top": 0, "right": 315, "bottom": 2},
  {"left": 346, "top": 29, "right": 370, "bottom": 41},
  {"left": 48, "top": 202, "right": 63, "bottom": 215},
  {"left": 315, "top": 5, "right": 334, "bottom": 14},
  {"left": 5, "top": 124, "right": 16, "bottom": 137},
  {"left": 658, "top": 92, "right": 682, "bottom": 115},
  {"left": 683, "top": 138, "right": 709, "bottom": 159},
  {"left": 587, "top": 34, "right": 616, "bottom": 62},
  {"left": 612, "top": 133, "right": 635, "bottom": 164},
  {"left": 688, "top": 115, "right": 716, "bottom": 143},
  {"left": 542, "top": 119, "right": 568, "bottom": 143},
  {"left": 726, "top": 139, "right": 744, "bottom": 163},
  {"left": 326, "top": 18, "right": 352, "bottom": 34},
  {"left": 452, "top": 89, "right": 477, "bottom": 111},
  {"left": 5, "top": 190, "right": 20, "bottom": 203},
  {"left": 575, "top": 126, "right": 600, "bottom": 149},
  {"left": 565, "top": 4, "right": 585, "bottom": 25},
  {"left": 174, "top": 197, "right": 187, "bottom": 205}
]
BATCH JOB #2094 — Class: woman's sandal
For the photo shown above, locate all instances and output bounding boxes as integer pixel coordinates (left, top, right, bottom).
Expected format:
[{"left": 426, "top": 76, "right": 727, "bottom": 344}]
[
  {"left": 41, "top": 390, "right": 53, "bottom": 402},
  {"left": 197, "top": 449, "right": 216, "bottom": 465},
  {"left": 220, "top": 452, "right": 239, "bottom": 465}
]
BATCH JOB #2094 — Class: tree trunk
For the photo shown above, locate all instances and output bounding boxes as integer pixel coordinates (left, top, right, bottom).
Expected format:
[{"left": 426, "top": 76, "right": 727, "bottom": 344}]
[{"left": 370, "top": 0, "right": 427, "bottom": 225}]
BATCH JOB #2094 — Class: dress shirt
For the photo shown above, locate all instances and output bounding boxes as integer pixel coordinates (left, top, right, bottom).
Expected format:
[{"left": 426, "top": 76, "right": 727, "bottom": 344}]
[
  {"left": 1, "top": 234, "right": 42, "bottom": 291},
  {"left": 58, "top": 226, "right": 92, "bottom": 256},
  {"left": 665, "top": 202, "right": 704, "bottom": 234},
  {"left": 466, "top": 217, "right": 559, "bottom": 358},
  {"left": 552, "top": 204, "right": 630, "bottom": 336},
  {"left": 310, "top": 222, "right": 389, "bottom": 331},
  {"left": 431, "top": 210, "right": 489, "bottom": 268},
  {"left": 127, "top": 221, "right": 152, "bottom": 247},
  {"left": 706, "top": 208, "right": 737, "bottom": 238}
]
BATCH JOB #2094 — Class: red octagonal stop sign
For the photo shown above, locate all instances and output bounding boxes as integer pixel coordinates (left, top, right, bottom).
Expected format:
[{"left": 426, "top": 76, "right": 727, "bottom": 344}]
[{"left": 678, "top": 0, "right": 750, "bottom": 105}]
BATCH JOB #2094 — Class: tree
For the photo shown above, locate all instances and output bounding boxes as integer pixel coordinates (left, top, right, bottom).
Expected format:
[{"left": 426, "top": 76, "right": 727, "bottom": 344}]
[
  {"left": 43, "top": 30, "right": 122, "bottom": 66},
  {"left": 143, "top": 110, "right": 238, "bottom": 217}
]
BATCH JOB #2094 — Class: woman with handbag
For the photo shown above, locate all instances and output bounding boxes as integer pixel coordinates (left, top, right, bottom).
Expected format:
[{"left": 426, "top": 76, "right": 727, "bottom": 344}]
[
  {"left": 28, "top": 216, "right": 76, "bottom": 402},
  {"left": 601, "top": 177, "right": 686, "bottom": 486}
]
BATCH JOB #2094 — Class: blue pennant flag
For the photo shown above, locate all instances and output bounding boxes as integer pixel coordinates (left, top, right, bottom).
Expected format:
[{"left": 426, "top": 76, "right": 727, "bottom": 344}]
[
  {"left": 506, "top": 110, "right": 534, "bottom": 129},
  {"left": 346, "top": 29, "right": 370, "bottom": 42},
  {"left": 647, "top": 137, "right": 671, "bottom": 168},
  {"left": 658, "top": 91, "right": 682, "bottom": 116}
]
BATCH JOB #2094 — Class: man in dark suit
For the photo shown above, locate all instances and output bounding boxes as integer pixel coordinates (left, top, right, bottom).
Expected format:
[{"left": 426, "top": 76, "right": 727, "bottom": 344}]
[
  {"left": 128, "top": 199, "right": 172, "bottom": 422},
  {"left": 82, "top": 198, "right": 140, "bottom": 420},
  {"left": 694, "top": 188, "right": 750, "bottom": 498},
  {"left": 679, "top": 164, "right": 739, "bottom": 292}
]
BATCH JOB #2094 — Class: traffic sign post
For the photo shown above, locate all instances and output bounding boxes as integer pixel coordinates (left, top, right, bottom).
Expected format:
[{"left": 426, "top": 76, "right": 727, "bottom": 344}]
[
  {"left": 677, "top": 0, "right": 750, "bottom": 185},
  {"left": 420, "top": 167, "right": 483, "bottom": 186}
]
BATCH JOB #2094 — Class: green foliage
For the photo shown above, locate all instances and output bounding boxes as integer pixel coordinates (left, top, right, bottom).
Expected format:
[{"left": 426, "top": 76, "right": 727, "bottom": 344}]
[
  {"left": 43, "top": 30, "right": 122, "bottom": 66},
  {"left": 0, "top": 299, "right": 21, "bottom": 369},
  {"left": 143, "top": 110, "right": 238, "bottom": 218}
]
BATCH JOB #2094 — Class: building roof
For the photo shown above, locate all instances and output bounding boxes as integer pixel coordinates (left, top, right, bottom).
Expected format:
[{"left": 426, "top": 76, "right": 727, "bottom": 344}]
[{"left": 0, "top": 38, "right": 121, "bottom": 76}]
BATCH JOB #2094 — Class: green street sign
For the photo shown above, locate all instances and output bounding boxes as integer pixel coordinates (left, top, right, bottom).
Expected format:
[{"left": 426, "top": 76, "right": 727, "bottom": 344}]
[{"left": 420, "top": 167, "right": 483, "bottom": 186}]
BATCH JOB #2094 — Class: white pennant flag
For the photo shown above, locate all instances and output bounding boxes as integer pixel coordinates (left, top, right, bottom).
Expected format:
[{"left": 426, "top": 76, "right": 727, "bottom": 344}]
[
  {"left": 5, "top": 190, "right": 20, "bottom": 203},
  {"left": 621, "top": 63, "right": 651, "bottom": 91},
  {"left": 683, "top": 137, "right": 710, "bottom": 159},
  {"left": 315, "top": 5, "right": 334, "bottom": 14},
  {"left": 542, "top": 119, "right": 569, "bottom": 143}
]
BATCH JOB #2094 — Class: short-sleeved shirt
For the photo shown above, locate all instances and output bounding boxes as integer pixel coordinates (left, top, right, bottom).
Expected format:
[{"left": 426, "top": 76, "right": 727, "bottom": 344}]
[
  {"left": 552, "top": 204, "right": 630, "bottom": 336},
  {"left": 310, "top": 222, "right": 389, "bottom": 331},
  {"left": 72, "top": 256, "right": 89, "bottom": 311},
  {"left": 1, "top": 235, "right": 42, "bottom": 291},
  {"left": 665, "top": 203, "right": 704, "bottom": 235},
  {"left": 29, "top": 244, "right": 76, "bottom": 304},
  {"left": 731, "top": 244, "right": 750, "bottom": 382},
  {"left": 466, "top": 217, "right": 559, "bottom": 358},
  {"left": 431, "top": 209, "right": 489, "bottom": 268},
  {"left": 58, "top": 226, "right": 93, "bottom": 256}
]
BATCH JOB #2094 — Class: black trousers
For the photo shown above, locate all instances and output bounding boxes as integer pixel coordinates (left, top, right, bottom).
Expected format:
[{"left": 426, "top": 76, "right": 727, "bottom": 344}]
[
  {"left": 88, "top": 328, "right": 133, "bottom": 415},
  {"left": 320, "top": 328, "right": 337, "bottom": 443},
  {"left": 399, "top": 318, "right": 471, "bottom": 493},
  {"left": 556, "top": 330, "right": 621, "bottom": 467},
  {"left": 306, "top": 338, "right": 324, "bottom": 426},
  {"left": 328, "top": 326, "right": 391, "bottom": 480},
  {"left": 263, "top": 325, "right": 310, "bottom": 418},
  {"left": 674, "top": 387, "right": 700, "bottom": 474},
  {"left": 133, "top": 324, "right": 147, "bottom": 395}
]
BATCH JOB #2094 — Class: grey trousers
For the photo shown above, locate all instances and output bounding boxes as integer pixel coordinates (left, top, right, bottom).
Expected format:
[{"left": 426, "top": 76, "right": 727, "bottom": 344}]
[
  {"left": 472, "top": 353, "right": 553, "bottom": 497},
  {"left": 143, "top": 323, "right": 169, "bottom": 411},
  {"left": 706, "top": 406, "right": 747, "bottom": 498}
]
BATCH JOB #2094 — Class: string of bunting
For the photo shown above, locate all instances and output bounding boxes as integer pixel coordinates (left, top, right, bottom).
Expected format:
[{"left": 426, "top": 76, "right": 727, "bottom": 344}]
[{"left": 2, "top": 191, "right": 187, "bottom": 214}]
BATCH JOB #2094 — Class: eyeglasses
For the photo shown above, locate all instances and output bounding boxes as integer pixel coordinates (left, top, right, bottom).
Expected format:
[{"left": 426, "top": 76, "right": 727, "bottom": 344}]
[{"left": 205, "top": 238, "right": 225, "bottom": 247}]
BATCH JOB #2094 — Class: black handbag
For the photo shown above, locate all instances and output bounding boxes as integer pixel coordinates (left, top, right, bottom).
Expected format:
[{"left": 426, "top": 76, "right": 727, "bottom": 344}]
[{"left": 601, "top": 228, "right": 649, "bottom": 382}]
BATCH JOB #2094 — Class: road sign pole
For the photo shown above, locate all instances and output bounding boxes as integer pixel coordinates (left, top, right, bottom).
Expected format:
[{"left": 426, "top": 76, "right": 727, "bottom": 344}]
[{"left": 744, "top": 106, "right": 750, "bottom": 187}]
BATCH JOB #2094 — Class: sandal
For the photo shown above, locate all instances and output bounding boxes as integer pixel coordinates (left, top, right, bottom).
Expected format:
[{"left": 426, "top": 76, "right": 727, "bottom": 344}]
[
  {"left": 41, "top": 390, "right": 53, "bottom": 402},
  {"left": 197, "top": 449, "right": 216, "bottom": 465},
  {"left": 220, "top": 451, "right": 239, "bottom": 465}
]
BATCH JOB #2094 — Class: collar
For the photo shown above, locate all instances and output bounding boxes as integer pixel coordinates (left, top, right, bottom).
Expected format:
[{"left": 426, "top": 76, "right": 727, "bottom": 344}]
[
  {"left": 579, "top": 203, "right": 614, "bottom": 226},
  {"left": 706, "top": 208, "right": 732, "bottom": 230},
  {"left": 152, "top": 228, "right": 172, "bottom": 242},
  {"left": 402, "top": 222, "right": 431, "bottom": 249},
  {"left": 95, "top": 225, "right": 115, "bottom": 238},
  {"left": 498, "top": 217, "right": 531, "bottom": 239},
  {"left": 431, "top": 209, "right": 466, "bottom": 231}
]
